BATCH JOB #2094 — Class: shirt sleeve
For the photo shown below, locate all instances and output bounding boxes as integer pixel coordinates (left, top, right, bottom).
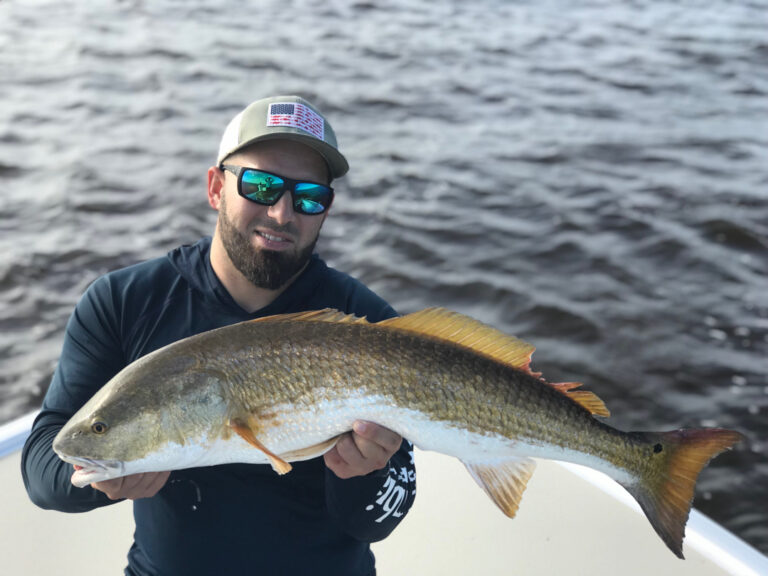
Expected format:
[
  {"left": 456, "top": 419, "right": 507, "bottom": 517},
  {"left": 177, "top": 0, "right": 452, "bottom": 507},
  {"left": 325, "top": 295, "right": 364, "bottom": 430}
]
[
  {"left": 21, "top": 276, "right": 126, "bottom": 512},
  {"left": 324, "top": 439, "right": 416, "bottom": 542}
]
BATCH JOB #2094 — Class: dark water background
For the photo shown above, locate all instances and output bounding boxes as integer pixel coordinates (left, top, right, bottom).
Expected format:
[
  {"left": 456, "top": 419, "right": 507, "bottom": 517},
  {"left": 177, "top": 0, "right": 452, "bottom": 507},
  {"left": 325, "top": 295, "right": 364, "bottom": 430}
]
[{"left": 1, "top": 0, "right": 766, "bottom": 556}]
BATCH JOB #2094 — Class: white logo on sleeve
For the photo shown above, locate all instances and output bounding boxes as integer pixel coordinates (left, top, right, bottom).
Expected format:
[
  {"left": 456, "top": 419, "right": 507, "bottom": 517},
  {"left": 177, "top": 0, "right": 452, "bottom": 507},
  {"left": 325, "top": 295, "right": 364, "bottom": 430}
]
[{"left": 365, "top": 447, "right": 416, "bottom": 523}]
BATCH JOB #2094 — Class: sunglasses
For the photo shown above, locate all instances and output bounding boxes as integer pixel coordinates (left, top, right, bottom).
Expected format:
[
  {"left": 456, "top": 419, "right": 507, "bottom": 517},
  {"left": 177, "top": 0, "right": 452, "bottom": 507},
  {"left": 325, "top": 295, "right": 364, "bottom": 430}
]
[{"left": 220, "top": 165, "right": 334, "bottom": 215}]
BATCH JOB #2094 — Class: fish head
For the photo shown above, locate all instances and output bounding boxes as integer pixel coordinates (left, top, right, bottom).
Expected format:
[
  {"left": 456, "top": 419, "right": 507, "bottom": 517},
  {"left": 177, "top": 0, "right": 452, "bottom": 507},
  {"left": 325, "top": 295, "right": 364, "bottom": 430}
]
[
  {"left": 52, "top": 379, "right": 171, "bottom": 486},
  {"left": 54, "top": 352, "right": 226, "bottom": 487},
  {"left": 53, "top": 403, "right": 153, "bottom": 486}
]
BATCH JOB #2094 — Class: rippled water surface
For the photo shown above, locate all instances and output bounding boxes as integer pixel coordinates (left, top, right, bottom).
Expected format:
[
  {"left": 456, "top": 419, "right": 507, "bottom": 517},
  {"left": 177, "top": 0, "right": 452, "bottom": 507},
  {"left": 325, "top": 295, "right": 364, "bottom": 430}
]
[{"left": 1, "top": 0, "right": 766, "bottom": 556}]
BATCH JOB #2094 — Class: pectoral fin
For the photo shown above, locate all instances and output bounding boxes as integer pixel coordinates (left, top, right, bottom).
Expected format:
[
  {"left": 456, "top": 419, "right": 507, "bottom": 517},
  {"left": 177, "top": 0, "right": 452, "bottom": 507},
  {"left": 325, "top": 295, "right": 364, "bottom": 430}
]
[
  {"left": 464, "top": 457, "right": 537, "bottom": 518},
  {"left": 229, "top": 418, "right": 292, "bottom": 475}
]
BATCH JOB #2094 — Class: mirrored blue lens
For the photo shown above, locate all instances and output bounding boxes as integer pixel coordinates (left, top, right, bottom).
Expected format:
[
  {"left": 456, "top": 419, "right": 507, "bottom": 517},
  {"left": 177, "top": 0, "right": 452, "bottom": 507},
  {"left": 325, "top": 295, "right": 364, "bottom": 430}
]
[
  {"left": 294, "top": 183, "right": 332, "bottom": 215},
  {"left": 241, "top": 171, "right": 285, "bottom": 203}
]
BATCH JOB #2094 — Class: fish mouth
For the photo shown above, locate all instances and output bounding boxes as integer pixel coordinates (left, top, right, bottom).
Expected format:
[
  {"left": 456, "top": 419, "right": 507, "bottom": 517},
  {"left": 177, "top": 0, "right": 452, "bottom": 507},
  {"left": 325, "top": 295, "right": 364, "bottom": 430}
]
[{"left": 59, "top": 456, "right": 125, "bottom": 488}]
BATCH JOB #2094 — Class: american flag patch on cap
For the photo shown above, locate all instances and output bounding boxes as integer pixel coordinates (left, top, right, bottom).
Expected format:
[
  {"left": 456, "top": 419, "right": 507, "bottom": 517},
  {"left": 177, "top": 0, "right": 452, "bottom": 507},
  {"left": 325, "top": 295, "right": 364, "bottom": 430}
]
[{"left": 266, "top": 102, "right": 325, "bottom": 141}]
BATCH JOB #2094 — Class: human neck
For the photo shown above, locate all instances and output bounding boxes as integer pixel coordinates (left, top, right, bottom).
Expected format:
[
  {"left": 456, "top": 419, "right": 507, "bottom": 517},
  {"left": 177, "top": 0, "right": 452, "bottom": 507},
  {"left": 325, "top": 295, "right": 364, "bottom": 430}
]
[{"left": 209, "top": 234, "right": 302, "bottom": 313}]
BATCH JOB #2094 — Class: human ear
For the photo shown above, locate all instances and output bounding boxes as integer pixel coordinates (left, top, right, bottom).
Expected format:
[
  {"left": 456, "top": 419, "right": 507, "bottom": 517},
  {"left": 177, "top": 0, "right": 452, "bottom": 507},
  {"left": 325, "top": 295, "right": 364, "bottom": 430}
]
[{"left": 207, "top": 166, "right": 225, "bottom": 210}]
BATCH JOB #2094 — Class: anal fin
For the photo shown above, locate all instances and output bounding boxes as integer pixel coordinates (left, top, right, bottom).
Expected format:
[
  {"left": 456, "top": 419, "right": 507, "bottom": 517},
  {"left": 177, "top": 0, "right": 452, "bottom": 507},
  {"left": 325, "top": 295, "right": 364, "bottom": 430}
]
[
  {"left": 464, "top": 457, "right": 536, "bottom": 518},
  {"left": 229, "top": 418, "right": 292, "bottom": 475}
]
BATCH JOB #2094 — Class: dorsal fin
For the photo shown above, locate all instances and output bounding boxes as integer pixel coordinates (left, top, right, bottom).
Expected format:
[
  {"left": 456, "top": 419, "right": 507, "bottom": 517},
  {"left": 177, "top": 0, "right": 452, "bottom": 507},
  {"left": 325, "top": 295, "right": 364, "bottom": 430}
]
[
  {"left": 379, "top": 308, "right": 536, "bottom": 371},
  {"left": 252, "top": 308, "right": 610, "bottom": 417},
  {"left": 249, "top": 309, "right": 372, "bottom": 325},
  {"left": 550, "top": 382, "right": 611, "bottom": 417}
]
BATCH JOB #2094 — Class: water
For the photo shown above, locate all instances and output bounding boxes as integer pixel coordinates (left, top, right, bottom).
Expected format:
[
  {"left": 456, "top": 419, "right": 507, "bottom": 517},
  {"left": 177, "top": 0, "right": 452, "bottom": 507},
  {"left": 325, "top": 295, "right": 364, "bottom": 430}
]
[{"left": 1, "top": 0, "right": 766, "bottom": 556}]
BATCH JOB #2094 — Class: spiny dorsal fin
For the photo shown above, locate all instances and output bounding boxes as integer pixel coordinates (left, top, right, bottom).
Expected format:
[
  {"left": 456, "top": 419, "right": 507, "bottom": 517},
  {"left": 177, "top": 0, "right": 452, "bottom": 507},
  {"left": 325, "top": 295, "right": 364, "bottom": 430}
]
[
  {"left": 464, "top": 457, "right": 537, "bottom": 518},
  {"left": 379, "top": 308, "right": 536, "bottom": 371}
]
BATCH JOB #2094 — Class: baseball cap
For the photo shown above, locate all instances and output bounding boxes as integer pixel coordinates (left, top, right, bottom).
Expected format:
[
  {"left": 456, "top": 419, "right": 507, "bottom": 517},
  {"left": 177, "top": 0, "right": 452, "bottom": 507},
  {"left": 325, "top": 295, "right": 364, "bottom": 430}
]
[{"left": 217, "top": 95, "right": 349, "bottom": 179}]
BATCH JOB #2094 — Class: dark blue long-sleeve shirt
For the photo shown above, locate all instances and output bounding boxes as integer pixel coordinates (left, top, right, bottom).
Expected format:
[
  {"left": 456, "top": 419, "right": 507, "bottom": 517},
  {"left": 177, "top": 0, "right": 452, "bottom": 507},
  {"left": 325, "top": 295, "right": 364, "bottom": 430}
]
[{"left": 22, "top": 237, "right": 416, "bottom": 576}]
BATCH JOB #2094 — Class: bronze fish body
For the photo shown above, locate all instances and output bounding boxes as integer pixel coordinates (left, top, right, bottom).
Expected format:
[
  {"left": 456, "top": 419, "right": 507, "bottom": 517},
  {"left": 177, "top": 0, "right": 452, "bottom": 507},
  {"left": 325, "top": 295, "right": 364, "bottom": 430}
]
[{"left": 53, "top": 308, "right": 743, "bottom": 558}]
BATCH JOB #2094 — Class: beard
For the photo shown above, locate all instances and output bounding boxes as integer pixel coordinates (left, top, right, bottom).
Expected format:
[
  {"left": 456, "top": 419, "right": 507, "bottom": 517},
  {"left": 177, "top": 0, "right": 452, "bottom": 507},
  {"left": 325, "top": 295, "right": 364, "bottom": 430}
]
[{"left": 218, "top": 194, "right": 318, "bottom": 290}]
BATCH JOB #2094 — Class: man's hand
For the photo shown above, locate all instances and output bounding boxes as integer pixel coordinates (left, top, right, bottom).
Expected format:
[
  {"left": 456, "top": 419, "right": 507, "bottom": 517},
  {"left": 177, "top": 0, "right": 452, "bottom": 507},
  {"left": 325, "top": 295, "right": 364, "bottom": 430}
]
[
  {"left": 73, "top": 467, "right": 170, "bottom": 500},
  {"left": 324, "top": 421, "right": 402, "bottom": 479}
]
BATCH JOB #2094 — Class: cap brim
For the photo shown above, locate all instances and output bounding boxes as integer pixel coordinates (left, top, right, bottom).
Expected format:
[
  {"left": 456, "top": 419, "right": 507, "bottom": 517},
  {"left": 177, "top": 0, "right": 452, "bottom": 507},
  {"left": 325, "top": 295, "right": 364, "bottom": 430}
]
[{"left": 221, "top": 133, "right": 349, "bottom": 180}]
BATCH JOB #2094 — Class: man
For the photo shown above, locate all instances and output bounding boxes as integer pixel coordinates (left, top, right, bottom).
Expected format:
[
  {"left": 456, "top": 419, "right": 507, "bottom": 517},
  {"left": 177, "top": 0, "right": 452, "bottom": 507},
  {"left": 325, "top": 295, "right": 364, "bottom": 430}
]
[{"left": 22, "top": 95, "right": 416, "bottom": 575}]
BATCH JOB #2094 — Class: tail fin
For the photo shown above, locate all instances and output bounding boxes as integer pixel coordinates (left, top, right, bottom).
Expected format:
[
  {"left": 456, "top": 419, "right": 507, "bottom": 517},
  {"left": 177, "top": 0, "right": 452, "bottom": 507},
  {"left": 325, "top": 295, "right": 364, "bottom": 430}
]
[{"left": 624, "top": 428, "right": 743, "bottom": 559}]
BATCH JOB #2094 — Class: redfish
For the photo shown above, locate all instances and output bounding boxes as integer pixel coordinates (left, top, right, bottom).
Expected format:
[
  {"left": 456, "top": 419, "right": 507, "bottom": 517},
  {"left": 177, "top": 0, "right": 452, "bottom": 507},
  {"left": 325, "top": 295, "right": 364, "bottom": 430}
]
[{"left": 53, "top": 308, "right": 743, "bottom": 558}]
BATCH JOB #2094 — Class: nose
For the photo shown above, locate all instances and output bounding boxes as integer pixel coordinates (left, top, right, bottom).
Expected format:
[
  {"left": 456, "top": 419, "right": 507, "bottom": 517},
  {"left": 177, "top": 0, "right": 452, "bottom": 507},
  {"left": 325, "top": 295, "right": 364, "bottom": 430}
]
[{"left": 266, "top": 190, "right": 295, "bottom": 225}]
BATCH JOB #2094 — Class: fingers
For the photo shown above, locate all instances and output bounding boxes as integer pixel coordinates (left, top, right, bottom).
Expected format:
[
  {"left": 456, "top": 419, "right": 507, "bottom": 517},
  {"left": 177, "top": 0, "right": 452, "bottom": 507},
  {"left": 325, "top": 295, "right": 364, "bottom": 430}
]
[
  {"left": 324, "top": 437, "right": 364, "bottom": 479},
  {"left": 323, "top": 445, "right": 346, "bottom": 474},
  {"left": 89, "top": 471, "right": 171, "bottom": 501},
  {"left": 353, "top": 421, "right": 403, "bottom": 455},
  {"left": 324, "top": 421, "right": 402, "bottom": 479},
  {"left": 138, "top": 470, "right": 171, "bottom": 498}
]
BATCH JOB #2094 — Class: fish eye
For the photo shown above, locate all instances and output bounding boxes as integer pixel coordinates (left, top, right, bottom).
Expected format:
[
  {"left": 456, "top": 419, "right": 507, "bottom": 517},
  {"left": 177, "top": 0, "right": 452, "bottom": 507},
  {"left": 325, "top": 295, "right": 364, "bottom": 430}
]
[{"left": 91, "top": 421, "right": 109, "bottom": 435}]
